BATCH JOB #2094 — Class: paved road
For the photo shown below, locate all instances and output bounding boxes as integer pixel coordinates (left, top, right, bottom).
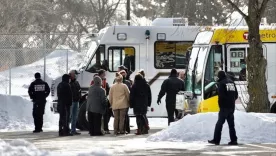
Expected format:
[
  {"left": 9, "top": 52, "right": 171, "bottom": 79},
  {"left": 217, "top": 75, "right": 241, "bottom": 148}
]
[{"left": 1, "top": 129, "right": 276, "bottom": 156}]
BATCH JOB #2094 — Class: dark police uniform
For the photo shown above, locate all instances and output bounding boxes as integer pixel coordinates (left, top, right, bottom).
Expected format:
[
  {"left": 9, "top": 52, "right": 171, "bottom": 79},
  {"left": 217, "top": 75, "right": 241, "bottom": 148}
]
[
  {"left": 28, "top": 73, "right": 50, "bottom": 133},
  {"left": 209, "top": 71, "right": 238, "bottom": 145}
]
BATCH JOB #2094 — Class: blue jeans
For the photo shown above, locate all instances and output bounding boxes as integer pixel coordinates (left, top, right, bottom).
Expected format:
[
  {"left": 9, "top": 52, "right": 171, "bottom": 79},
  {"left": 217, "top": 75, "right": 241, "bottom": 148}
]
[{"left": 70, "top": 102, "right": 79, "bottom": 133}]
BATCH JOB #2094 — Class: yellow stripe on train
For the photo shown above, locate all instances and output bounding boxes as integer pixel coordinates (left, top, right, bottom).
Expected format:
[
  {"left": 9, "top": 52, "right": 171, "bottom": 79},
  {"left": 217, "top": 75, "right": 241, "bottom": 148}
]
[{"left": 210, "top": 29, "right": 276, "bottom": 44}]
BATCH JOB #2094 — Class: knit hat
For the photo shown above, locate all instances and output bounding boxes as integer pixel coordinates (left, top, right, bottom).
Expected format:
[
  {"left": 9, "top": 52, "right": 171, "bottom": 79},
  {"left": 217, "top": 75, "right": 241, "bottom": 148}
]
[
  {"left": 62, "top": 74, "right": 70, "bottom": 83},
  {"left": 34, "top": 72, "right": 41, "bottom": 79},
  {"left": 170, "top": 68, "right": 177, "bottom": 76},
  {"left": 217, "top": 71, "right": 226, "bottom": 80}
]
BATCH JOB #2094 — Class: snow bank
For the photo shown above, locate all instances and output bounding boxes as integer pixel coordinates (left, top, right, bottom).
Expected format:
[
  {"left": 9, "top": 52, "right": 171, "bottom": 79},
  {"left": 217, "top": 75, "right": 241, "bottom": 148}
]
[
  {"left": 0, "top": 94, "right": 58, "bottom": 131},
  {"left": 147, "top": 111, "right": 276, "bottom": 144},
  {"left": 0, "top": 139, "right": 49, "bottom": 156}
]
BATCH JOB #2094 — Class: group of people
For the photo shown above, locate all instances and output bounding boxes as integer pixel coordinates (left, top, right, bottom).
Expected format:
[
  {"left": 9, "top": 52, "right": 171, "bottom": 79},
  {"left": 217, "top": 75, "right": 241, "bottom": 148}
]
[
  {"left": 87, "top": 65, "right": 151, "bottom": 136},
  {"left": 28, "top": 70, "right": 81, "bottom": 136},
  {"left": 28, "top": 65, "right": 239, "bottom": 145},
  {"left": 27, "top": 66, "right": 187, "bottom": 136}
]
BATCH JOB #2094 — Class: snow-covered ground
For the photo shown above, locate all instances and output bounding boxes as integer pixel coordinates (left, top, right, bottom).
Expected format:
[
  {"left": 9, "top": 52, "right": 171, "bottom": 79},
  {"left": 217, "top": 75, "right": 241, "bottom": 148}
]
[
  {"left": 0, "top": 94, "right": 59, "bottom": 132},
  {"left": 0, "top": 139, "right": 50, "bottom": 156},
  {"left": 147, "top": 111, "right": 276, "bottom": 144},
  {"left": 0, "top": 139, "right": 114, "bottom": 156},
  {"left": 0, "top": 48, "right": 85, "bottom": 131},
  {"left": 0, "top": 93, "right": 167, "bottom": 132}
]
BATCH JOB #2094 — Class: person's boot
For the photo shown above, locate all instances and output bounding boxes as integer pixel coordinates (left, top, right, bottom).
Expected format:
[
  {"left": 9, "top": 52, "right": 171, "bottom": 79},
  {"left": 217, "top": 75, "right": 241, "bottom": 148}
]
[
  {"left": 59, "top": 129, "right": 64, "bottom": 137},
  {"left": 208, "top": 140, "right": 219, "bottom": 145},
  {"left": 105, "top": 130, "right": 111, "bottom": 134},
  {"left": 33, "top": 130, "right": 40, "bottom": 133},
  {"left": 228, "top": 141, "right": 238, "bottom": 145},
  {"left": 135, "top": 129, "right": 141, "bottom": 135},
  {"left": 141, "top": 127, "right": 148, "bottom": 134},
  {"left": 72, "top": 131, "right": 81, "bottom": 135}
]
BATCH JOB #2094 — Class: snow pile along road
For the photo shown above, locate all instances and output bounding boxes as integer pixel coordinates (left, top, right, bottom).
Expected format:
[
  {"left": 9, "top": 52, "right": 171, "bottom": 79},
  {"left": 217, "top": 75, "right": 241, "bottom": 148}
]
[
  {"left": 147, "top": 111, "right": 276, "bottom": 144},
  {"left": 0, "top": 139, "right": 49, "bottom": 156},
  {"left": 0, "top": 94, "right": 58, "bottom": 131}
]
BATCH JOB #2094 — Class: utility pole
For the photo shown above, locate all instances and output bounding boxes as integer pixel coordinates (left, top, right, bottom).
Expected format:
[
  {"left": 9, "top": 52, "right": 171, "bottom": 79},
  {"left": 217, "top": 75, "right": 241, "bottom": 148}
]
[{"left": 126, "top": 0, "right": 130, "bottom": 26}]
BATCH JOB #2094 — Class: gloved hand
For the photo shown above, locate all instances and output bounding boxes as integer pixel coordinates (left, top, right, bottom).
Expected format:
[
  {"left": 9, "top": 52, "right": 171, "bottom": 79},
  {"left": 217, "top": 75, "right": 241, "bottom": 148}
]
[
  {"left": 157, "top": 99, "right": 161, "bottom": 105},
  {"left": 85, "top": 111, "right": 88, "bottom": 121}
]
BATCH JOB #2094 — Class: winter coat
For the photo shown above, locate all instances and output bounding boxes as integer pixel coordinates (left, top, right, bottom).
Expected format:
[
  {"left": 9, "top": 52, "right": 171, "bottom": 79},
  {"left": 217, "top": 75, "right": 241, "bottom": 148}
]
[
  {"left": 130, "top": 79, "right": 152, "bottom": 115},
  {"left": 122, "top": 76, "right": 131, "bottom": 88},
  {"left": 57, "top": 74, "right": 73, "bottom": 111},
  {"left": 217, "top": 71, "right": 238, "bottom": 109},
  {"left": 86, "top": 77, "right": 107, "bottom": 114},
  {"left": 70, "top": 79, "right": 81, "bottom": 102},
  {"left": 109, "top": 82, "right": 130, "bottom": 110},
  {"left": 158, "top": 74, "right": 185, "bottom": 105},
  {"left": 28, "top": 79, "right": 50, "bottom": 102},
  {"left": 270, "top": 103, "right": 276, "bottom": 113}
]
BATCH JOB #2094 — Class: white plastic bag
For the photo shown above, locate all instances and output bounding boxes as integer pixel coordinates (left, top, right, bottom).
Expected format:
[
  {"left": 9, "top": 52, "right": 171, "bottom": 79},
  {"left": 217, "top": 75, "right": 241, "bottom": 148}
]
[{"left": 176, "top": 91, "right": 185, "bottom": 110}]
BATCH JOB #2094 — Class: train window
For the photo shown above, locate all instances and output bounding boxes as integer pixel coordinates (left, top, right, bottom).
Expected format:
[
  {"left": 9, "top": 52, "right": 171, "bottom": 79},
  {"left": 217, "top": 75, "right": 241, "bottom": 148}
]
[
  {"left": 204, "top": 45, "right": 223, "bottom": 99},
  {"left": 229, "top": 48, "right": 246, "bottom": 80},
  {"left": 108, "top": 47, "right": 135, "bottom": 72},
  {"left": 154, "top": 41, "right": 193, "bottom": 69},
  {"left": 86, "top": 45, "right": 105, "bottom": 73},
  {"left": 204, "top": 45, "right": 223, "bottom": 84}
]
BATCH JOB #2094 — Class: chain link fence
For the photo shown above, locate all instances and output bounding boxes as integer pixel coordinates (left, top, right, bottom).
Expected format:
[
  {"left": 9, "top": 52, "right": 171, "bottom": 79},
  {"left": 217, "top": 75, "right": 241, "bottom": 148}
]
[{"left": 0, "top": 33, "right": 88, "bottom": 95}]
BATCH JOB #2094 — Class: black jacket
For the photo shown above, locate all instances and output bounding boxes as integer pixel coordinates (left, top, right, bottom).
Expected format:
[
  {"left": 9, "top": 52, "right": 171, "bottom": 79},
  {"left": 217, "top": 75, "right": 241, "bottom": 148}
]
[
  {"left": 123, "top": 77, "right": 131, "bottom": 90},
  {"left": 217, "top": 77, "right": 238, "bottom": 109},
  {"left": 57, "top": 75, "right": 73, "bottom": 111},
  {"left": 270, "top": 103, "right": 276, "bottom": 113},
  {"left": 70, "top": 79, "right": 81, "bottom": 102},
  {"left": 28, "top": 79, "right": 50, "bottom": 102},
  {"left": 158, "top": 74, "right": 184, "bottom": 105},
  {"left": 130, "top": 79, "right": 152, "bottom": 115}
]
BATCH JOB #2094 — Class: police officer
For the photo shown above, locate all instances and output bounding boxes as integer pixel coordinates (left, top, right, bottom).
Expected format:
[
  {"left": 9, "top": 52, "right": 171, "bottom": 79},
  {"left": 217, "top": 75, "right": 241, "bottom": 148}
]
[
  {"left": 157, "top": 69, "right": 185, "bottom": 125},
  {"left": 208, "top": 71, "right": 238, "bottom": 145},
  {"left": 28, "top": 72, "right": 50, "bottom": 133}
]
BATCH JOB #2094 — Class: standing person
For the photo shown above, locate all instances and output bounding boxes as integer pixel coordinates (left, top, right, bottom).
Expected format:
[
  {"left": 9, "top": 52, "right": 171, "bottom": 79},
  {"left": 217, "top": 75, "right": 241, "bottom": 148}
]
[
  {"left": 28, "top": 72, "right": 50, "bottom": 133},
  {"left": 98, "top": 69, "right": 111, "bottom": 134},
  {"left": 90, "top": 74, "right": 99, "bottom": 86},
  {"left": 138, "top": 69, "right": 150, "bottom": 131},
  {"left": 57, "top": 74, "right": 73, "bottom": 136},
  {"left": 69, "top": 70, "right": 81, "bottom": 135},
  {"left": 120, "top": 70, "right": 131, "bottom": 90},
  {"left": 86, "top": 76, "right": 107, "bottom": 136},
  {"left": 174, "top": 70, "right": 186, "bottom": 119},
  {"left": 113, "top": 65, "right": 127, "bottom": 84},
  {"left": 109, "top": 73, "right": 130, "bottom": 135},
  {"left": 119, "top": 70, "right": 131, "bottom": 134},
  {"left": 178, "top": 70, "right": 185, "bottom": 81},
  {"left": 157, "top": 69, "right": 185, "bottom": 125},
  {"left": 130, "top": 74, "right": 151, "bottom": 135},
  {"left": 208, "top": 71, "right": 238, "bottom": 145}
]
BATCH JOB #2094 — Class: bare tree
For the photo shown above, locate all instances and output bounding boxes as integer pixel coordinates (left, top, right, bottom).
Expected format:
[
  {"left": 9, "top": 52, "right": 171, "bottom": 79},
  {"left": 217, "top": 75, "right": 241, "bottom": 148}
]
[
  {"left": 88, "top": 0, "right": 121, "bottom": 31},
  {"left": 225, "top": 0, "right": 270, "bottom": 112}
]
